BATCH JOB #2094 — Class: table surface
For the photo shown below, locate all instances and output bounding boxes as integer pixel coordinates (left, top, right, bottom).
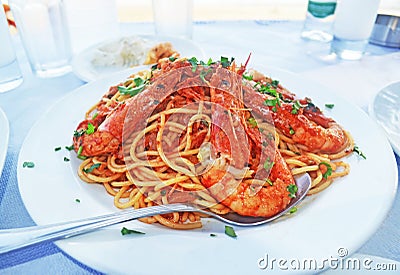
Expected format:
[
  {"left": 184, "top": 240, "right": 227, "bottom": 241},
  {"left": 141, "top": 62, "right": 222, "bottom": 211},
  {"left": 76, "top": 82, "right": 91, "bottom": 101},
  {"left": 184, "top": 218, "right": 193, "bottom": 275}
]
[{"left": 0, "top": 20, "right": 399, "bottom": 274}]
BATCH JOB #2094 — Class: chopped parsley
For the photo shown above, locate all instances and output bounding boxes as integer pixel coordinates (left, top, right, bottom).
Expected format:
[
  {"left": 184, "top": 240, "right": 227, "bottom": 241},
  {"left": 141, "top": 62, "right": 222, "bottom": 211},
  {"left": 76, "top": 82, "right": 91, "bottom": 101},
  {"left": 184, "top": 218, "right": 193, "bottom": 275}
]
[
  {"left": 200, "top": 68, "right": 212, "bottom": 83},
  {"left": 160, "top": 189, "right": 167, "bottom": 196},
  {"left": 319, "top": 162, "right": 333, "bottom": 179},
  {"left": 92, "top": 112, "right": 98, "bottom": 120},
  {"left": 82, "top": 163, "right": 101, "bottom": 173},
  {"left": 353, "top": 145, "right": 366, "bottom": 160},
  {"left": 220, "top": 56, "right": 234, "bottom": 68},
  {"left": 266, "top": 178, "right": 274, "bottom": 186},
  {"left": 118, "top": 77, "right": 147, "bottom": 97},
  {"left": 248, "top": 117, "right": 257, "bottom": 127},
  {"left": 121, "top": 227, "right": 145, "bottom": 235},
  {"left": 325, "top": 103, "right": 335, "bottom": 109},
  {"left": 22, "top": 161, "right": 35, "bottom": 168},
  {"left": 188, "top": 57, "right": 198, "bottom": 72},
  {"left": 291, "top": 100, "right": 304, "bottom": 114},
  {"left": 242, "top": 73, "right": 253, "bottom": 81},
  {"left": 65, "top": 145, "right": 74, "bottom": 151},
  {"left": 86, "top": 123, "right": 95, "bottom": 135},
  {"left": 289, "top": 207, "right": 298, "bottom": 214},
  {"left": 168, "top": 56, "right": 177, "bottom": 62},
  {"left": 73, "top": 129, "right": 85, "bottom": 137},
  {"left": 210, "top": 233, "right": 217, "bottom": 237},
  {"left": 271, "top": 79, "right": 279, "bottom": 88},
  {"left": 289, "top": 126, "right": 295, "bottom": 135},
  {"left": 287, "top": 184, "right": 298, "bottom": 198},
  {"left": 77, "top": 146, "right": 86, "bottom": 160},
  {"left": 75, "top": 198, "right": 81, "bottom": 203},
  {"left": 64, "top": 157, "right": 70, "bottom": 162},
  {"left": 264, "top": 98, "right": 281, "bottom": 112},
  {"left": 224, "top": 225, "right": 237, "bottom": 238},
  {"left": 54, "top": 147, "right": 62, "bottom": 152},
  {"left": 263, "top": 157, "right": 274, "bottom": 172}
]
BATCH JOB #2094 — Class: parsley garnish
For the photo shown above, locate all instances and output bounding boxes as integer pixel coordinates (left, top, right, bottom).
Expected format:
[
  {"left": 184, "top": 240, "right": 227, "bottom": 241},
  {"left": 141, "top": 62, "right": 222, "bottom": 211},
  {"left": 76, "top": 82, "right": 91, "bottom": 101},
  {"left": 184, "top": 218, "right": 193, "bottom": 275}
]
[
  {"left": 220, "top": 56, "right": 234, "bottom": 68},
  {"left": 65, "top": 145, "right": 74, "bottom": 151},
  {"left": 118, "top": 78, "right": 147, "bottom": 97},
  {"left": 75, "top": 198, "right": 80, "bottom": 203},
  {"left": 188, "top": 57, "right": 198, "bottom": 72},
  {"left": 264, "top": 98, "right": 281, "bottom": 111},
  {"left": 289, "top": 126, "right": 295, "bottom": 135},
  {"left": 248, "top": 117, "right": 257, "bottom": 127},
  {"left": 22, "top": 161, "right": 35, "bottom": 168},
  {"left": 325, "top": 103, "right": 334, "bottom": 109},
  {"left": 121, "top": 227, "right": 145, "bottom": 235},
  {"left": 64, "top": 157, "right": 70, "bottom": 162},
  {"left": 83, "top": 163, "right": 101, "bottom": 173},
  {"left": 54, "top": 147, "right": 61, "bottom": 152},
  {"left": 353, "top": 145, "right": 366, "bottom": 160},
  {"left": 86, "top": 123, "right": 95, "bottom": 135},
  {"left": 73, "top": 129, "right": 85, "bottom": 137},
  {"left": 92, "top": 112, "right": 98, "bottom": 120},
  {"left": 289, "top": 207, "right": 298, "bottom": 214},
  {"left": 77, "top": 146, "right": 86, "bottom": 160},
  {"left": 168, "top": 56, "right": 177, "bottom": 62},
  {"left": 319, "top": 162, "right": 333, "bottom": 179},
  {"left": 271, "top": 79, "right": 279, "bottom": 88},
  {"left": 160, "top": 189, "right": 167, "bottom": 196},
  {"left": 266, "top": 178, "right": 274, "bottom": 186},
  {"left": 263, "top": 157, "right": 274, "bottom": 172},
  {"left": 224, "top": 225, "right": 237, "bottom": 238},
  {"left": 210, "top": 233, "right": 217, "bottom": 237},
  {"left": 200, "top": 68, "right": 212, "bottom": 83},
  {"left": 287, "top": 184, "right": 298, "bottom": 198},
  {"left": 291, "top": 100, "right": 304, "bottom": 114},
  {"left": 242, "top": 73, "right": 253, "bottom": 81}
]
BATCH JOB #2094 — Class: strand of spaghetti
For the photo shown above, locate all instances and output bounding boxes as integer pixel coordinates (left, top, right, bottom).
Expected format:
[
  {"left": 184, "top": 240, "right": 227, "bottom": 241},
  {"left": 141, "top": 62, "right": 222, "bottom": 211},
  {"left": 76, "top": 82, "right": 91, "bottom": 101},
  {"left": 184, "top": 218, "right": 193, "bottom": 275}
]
[
  {"left": 308, "top": 179, "right": 333, "bottom": 195},
  {"left": 153, "top": 214, "right": 202, "bottom": 229},
  {"left": 78, "top": 158, "right": 97, "bottom": 183},
  {"left": 156, "top": 113, "right": 196, "bottom": 177},
  {"left": 291, "top": 165, "right": 319, "bottom": 175},
  {"left": 154, "top": 176, "right": 190, "bottom": 191}
]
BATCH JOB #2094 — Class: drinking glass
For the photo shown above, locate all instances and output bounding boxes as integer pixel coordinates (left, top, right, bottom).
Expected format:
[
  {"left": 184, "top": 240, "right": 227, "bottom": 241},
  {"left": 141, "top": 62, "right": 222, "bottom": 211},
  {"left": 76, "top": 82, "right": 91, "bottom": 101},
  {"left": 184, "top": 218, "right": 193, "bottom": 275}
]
[
  {"left": 0, "top": 7, "right": 23, "bottom": 93},
  {"left": 152, "top": 0, "right": 193, "bottom": 39},
  {"left": 9, "top": 0, "right": 73, "bottom": 77},
  {"left": 331, "top": 0, "right": 381, "bottom": 60}
]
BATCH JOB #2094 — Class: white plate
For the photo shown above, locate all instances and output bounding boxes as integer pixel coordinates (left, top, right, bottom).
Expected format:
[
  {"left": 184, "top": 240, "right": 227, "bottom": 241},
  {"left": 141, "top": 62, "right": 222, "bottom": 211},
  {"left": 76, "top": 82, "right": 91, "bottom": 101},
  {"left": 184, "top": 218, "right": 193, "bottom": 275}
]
[
  {"left": 369, "top": 81, "right": 400, "bottom": 157},
  {"left": 72, "top": 34, "right": 206, "bottom": 82},
  {"left": 0, "top": 107, "right": 9, "bottom": 176},
  {"left": 17, "top": 67, "right": 398, "bottom": 274}
]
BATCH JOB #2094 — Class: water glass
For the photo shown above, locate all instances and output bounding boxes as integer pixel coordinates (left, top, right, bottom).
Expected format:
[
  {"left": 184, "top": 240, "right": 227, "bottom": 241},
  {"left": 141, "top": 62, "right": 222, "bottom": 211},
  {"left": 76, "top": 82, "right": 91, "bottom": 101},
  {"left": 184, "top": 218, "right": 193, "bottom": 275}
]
[
  {"left": 331, "top": 0, "right": 381, "bottom": 60},
  {"left": 152, "top": 0, "right": 193, "bottom": 39},
  {"left": 0, "top": 7, "right": 23, "bottom": 93},
  {"left": 9, "top": 0, "right": 72, "bottom": 77}
]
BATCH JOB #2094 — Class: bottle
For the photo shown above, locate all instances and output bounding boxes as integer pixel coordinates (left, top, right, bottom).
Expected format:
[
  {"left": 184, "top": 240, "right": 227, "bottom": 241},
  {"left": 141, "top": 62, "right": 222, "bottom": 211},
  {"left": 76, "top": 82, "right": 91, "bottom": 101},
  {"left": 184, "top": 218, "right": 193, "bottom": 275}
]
[{"left": 301, "top": 0, "right": 337, "bottom": 42}]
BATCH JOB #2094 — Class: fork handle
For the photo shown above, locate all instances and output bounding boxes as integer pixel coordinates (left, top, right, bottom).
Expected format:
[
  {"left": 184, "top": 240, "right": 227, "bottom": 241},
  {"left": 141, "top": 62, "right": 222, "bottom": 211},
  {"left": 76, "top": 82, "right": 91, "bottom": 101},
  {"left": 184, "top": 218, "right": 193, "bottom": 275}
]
[{"left": 0, "top": 204, "right": 195, "bottom": 254}]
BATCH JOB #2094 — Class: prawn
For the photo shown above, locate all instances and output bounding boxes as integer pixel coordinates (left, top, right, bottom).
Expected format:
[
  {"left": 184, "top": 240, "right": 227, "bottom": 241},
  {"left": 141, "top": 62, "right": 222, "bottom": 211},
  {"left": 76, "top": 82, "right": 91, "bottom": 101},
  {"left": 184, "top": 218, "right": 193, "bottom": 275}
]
[{"left": 201, "top": 65, "right": 295, "bottom": 218}]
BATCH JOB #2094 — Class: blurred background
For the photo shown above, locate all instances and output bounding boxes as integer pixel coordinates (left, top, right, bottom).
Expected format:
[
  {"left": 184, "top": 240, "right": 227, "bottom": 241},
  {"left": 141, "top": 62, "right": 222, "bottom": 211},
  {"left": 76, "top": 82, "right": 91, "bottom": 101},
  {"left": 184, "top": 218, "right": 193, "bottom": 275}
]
[
  {"left": 114, "top": 0, "right": 399, "bottom": 22},
  {"left": 3, "top": 0, "right": 400, "bottom": 22}
]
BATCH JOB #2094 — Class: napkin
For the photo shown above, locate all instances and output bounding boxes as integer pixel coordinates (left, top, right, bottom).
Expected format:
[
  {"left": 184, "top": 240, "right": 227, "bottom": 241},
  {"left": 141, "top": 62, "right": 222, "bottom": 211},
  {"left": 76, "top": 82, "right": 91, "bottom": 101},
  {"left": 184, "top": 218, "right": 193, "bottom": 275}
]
[{"left": 300, "top": 52, "right": 400, "bottom": 110}]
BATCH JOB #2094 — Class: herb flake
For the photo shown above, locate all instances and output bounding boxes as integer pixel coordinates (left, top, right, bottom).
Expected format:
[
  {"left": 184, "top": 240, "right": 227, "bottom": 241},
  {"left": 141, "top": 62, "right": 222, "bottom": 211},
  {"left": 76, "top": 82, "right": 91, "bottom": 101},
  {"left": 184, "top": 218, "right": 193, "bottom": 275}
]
[
  {"left": 83, "top": 163, "right": 101, "bottom": 173},
  {"left": 353, "top": 145, "right": 366, "bottom": 160},
  {"left": 121, "top": 227, "right": 146, "bottom": 236},
  {"left": 319, "top": 162, "right": 333, "bottom": 179},
  {"left": 287, "top": 184, "right": 298, "bottom": 198},
  {"left": 22, "top": 161, "right": 35, "bottom": 168},
  {"left": 325, "top": 103, "right": 335, "bottom": 109},
  {"left": 225, "top": 225, "right": 237, "bottom": 238}
]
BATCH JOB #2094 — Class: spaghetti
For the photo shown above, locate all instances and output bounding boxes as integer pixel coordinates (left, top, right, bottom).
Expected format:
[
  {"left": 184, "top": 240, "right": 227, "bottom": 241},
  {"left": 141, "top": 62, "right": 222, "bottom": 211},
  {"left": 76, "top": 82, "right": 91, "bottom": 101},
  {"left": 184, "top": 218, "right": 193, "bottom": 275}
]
[{"left": 74, "top": 56, "right": 354, "bottom": 229}]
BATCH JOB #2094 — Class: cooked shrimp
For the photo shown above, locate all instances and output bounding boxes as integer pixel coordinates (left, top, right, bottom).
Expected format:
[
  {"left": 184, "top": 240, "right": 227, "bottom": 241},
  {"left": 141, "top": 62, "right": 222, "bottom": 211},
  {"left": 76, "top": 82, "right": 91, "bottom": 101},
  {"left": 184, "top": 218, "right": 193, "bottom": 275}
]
[{"left": 201, "top": 65, "right": 295, "bottom": 218}]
